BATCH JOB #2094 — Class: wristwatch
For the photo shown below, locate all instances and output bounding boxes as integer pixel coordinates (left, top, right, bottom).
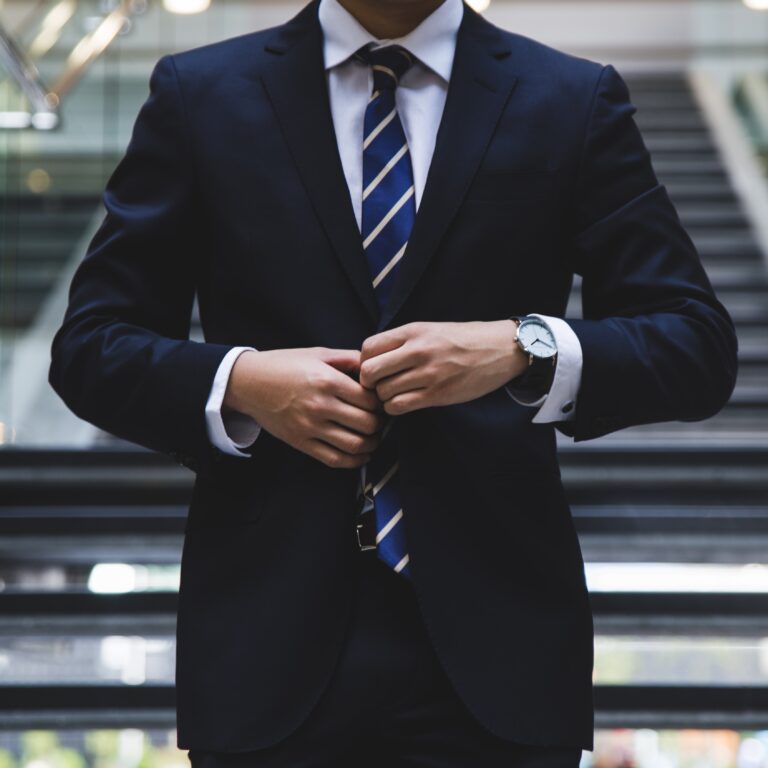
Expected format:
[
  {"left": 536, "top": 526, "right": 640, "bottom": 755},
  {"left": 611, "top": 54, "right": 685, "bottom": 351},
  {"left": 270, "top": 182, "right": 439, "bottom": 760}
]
[{"left": 509, "top": 315, "right": 557, "bottom": 395}]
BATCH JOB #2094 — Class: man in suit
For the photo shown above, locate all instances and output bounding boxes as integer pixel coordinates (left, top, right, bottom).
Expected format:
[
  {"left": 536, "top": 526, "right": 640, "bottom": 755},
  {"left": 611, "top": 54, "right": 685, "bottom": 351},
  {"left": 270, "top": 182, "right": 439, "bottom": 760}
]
[{"left": 48, "top": 0, "right": 738, "bottom": 764}]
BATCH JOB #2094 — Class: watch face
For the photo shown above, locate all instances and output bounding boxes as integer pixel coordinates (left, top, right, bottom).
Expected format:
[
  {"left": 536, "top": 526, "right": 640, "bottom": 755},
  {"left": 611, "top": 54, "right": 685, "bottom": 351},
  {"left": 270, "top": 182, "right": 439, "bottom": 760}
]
[{"left": 518, "top": 320, "right": 557, "bottom": 359}]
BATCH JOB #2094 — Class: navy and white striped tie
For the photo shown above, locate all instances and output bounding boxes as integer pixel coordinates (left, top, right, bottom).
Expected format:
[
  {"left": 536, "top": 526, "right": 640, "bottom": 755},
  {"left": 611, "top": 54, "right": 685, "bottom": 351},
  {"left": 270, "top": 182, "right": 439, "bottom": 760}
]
[{"left": 356, "top": 44, "right": 415, "bottom": 580}]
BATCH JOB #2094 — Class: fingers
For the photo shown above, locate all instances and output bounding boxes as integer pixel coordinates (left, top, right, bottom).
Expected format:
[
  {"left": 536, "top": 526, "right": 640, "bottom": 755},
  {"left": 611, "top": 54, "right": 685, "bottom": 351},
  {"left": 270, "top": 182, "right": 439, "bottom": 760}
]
[
  {"left": 328, "top": 400, "right": 386, "bottom": 435},
  {"left": 375, "top": 368, "right": 430, "bottom": 402},
  {"left": 319, "top": 423, "right": 380, "bottom": 455},
  {"left": 359, "top": 346, "right": 416, "bottom": 389},
  {"left": 328, "top": 366, "right": 384, "bottom": 413},
  {"left": 305, "top": 436, "right": 373, "bottom": 469},
  {"left": 360, "top": 324, "right": 414, "bottom": 363},
  {"left": 382, "top": 389, "right": 428, "bottom": 415},
  {"left": 316, "top": 347, "right": 361, "bottom": 376},
  {"left": 314, "top": 347, "right": 383, "bottom": 410}
]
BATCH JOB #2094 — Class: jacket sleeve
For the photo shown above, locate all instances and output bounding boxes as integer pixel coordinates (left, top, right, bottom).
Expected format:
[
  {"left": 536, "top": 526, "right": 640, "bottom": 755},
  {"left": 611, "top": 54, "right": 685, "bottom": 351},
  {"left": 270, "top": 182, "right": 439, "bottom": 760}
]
[
  {"left": 558, "top": 64, "right": 739, "bottom": 442},
  {"left": 48, "top": 54, "right": 237, "bottom": 474}
]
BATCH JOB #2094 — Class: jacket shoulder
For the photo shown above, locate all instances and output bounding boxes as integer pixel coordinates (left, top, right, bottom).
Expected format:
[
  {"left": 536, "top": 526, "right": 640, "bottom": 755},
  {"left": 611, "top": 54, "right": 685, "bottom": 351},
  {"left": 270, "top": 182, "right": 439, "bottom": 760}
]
[
  {"left": 167, "top": 26, "right": 281, "bottom": 79},
  {"left": 511, "top": 31, "right": 604, "bottom": 84},
  {"left": 475, "top": 11, "right": 607, "bottom": 94},
  {"left": 165, "top": 2, "right": 315, "bottom": 82}
]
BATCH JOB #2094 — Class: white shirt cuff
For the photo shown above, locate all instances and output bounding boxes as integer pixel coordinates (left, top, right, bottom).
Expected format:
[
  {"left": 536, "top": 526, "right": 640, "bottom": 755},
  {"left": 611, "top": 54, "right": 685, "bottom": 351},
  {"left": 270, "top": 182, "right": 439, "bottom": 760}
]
[
  {"left": 205, "top": 346, "right": 262, "bottom": 457},
  {"left": 504, "top": 314, "right": 583, "bottom": 423}
]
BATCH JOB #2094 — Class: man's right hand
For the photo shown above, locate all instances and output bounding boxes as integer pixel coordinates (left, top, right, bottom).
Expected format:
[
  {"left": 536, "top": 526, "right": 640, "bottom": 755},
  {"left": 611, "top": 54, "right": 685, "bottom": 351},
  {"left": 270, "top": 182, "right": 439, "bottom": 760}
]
[{"left": 222, "top": 347, "right": 386, "bottom": 468}]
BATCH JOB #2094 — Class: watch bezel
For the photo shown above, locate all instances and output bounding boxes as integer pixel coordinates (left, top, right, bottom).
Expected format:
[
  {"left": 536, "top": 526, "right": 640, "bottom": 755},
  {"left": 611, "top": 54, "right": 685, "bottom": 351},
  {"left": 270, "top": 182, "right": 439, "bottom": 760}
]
[{"left": 514, "top": 317, "right": 558, "bottom": 361}]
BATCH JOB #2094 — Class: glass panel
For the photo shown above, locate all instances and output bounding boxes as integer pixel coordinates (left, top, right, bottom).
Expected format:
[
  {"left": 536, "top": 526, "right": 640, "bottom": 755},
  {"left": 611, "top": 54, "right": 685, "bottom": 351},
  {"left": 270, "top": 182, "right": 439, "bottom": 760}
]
[
  {"left": 0, "top": 561, "right": 181, "bottom": 593},
  {"left": 587, "top": 563, "right": 768, "bottom": 593},
  {"left": 2, "top": 730, "right": 768, "bottom": 767},
  {"left": 0, "top": 632, "right": 175, "bottom": 683},
  {"left": 590, "top": 730, "right": 768, "bottom": 767},
  {"left": 594, "top": 635, "right": 768, "bottom": 686},
  {"left": 7, "top": 560, "right": 768, "bottom": 594},
  {"left": 0, "top": 730, "right": 185, "bottom": 767},
  {"left": 5, "top": 628, "right": 765, "bottom": 687}
]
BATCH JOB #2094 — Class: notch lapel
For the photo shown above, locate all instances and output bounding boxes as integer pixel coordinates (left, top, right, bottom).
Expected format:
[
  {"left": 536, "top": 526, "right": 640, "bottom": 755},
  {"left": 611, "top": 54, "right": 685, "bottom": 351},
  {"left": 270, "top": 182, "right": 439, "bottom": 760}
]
[
  {"left": 260, "top": 0, "right": 380, "bottom": 325},
  {"left": 376, "top": 8, "right": 519, "bottom": 331}
]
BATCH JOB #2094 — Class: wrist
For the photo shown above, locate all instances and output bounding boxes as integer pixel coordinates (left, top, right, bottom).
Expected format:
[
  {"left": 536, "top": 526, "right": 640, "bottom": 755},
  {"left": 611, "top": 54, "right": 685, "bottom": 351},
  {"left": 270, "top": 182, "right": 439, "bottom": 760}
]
[
  {"left": 493, "top": 319, "right": 529, "bottom": 382},
  {"left": 223, "top": 349, "right": 261, "bottom": 414}
]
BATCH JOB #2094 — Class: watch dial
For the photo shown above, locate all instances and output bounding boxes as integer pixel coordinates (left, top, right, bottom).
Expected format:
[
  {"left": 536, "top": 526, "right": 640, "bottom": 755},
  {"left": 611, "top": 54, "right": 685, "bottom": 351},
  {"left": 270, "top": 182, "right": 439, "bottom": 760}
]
[{"left": 518, "top": 321, "right": 557, "bottom": 358}]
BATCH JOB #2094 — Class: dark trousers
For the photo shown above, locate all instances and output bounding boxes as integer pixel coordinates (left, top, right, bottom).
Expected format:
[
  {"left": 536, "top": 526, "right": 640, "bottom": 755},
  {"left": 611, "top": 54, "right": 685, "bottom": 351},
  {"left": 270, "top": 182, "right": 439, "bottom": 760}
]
[{"left": 187, "top": 547, "right": 585, "bottom": 768}]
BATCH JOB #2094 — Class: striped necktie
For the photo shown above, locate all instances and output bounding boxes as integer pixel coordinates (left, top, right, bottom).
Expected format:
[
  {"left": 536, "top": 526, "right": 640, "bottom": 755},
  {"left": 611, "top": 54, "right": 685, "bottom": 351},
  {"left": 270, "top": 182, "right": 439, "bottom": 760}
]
[{"left": 355, "top": 43, "right": 415, "bottom": 580}]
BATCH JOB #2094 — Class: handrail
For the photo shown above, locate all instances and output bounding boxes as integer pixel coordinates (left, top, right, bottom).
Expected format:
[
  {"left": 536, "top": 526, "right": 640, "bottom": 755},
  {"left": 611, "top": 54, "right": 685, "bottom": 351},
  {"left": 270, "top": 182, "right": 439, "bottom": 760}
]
[
  {"left": 2, "top": 684, "right": 768, "bottom": 731},
  {"left": 0, "top": 0, "right": 139, "bottom": 131},
  {"left": 736, "top": 72, "right": 768, "bottom": 152},
  {"left": 49, "top": 0, "right": 134, "bottom": 98},
  {"left": 0, "top": 20, "right": 58, "bottom": 129},
  {"left": 690, "top": 71, "right": 768, "bottom": 272},
  {"left": 4, "top": 590, "right": 768, "bottom": 617}
]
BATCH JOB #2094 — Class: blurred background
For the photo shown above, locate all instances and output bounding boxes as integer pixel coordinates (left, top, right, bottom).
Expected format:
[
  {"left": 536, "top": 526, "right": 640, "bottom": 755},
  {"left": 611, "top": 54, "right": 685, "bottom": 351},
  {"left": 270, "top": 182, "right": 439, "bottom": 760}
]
[{"left": 2, "top": 0, "right": 768, "bottom": 765}]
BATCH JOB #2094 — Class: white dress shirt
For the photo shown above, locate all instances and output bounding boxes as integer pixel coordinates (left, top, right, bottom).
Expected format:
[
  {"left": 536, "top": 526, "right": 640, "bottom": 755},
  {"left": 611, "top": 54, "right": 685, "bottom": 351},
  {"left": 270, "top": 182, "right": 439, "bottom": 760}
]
[{"left": 204, "top": 0, "right": 583, "bottom": 457}]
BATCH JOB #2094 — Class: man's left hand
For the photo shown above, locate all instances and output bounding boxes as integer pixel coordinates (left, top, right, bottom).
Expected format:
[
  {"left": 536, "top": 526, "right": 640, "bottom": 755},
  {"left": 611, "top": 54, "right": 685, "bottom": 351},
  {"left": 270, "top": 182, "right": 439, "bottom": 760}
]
[{"left": 359, "top": 320, "right": 529, "bottom": 415}]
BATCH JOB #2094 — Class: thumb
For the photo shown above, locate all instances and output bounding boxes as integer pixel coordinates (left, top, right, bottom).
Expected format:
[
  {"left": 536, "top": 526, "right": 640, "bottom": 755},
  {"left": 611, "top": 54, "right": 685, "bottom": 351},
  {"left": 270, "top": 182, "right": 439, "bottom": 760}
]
[{"left": 317, "top": 347, "right": 361, "bottom": 375}]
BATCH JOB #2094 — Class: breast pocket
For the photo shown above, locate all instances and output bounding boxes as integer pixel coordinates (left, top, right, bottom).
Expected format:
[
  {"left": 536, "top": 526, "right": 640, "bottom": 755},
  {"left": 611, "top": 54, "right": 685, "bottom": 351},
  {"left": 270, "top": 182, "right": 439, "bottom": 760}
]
[{"left": 465, "top": 170, "right": 563, "bottom": 203}]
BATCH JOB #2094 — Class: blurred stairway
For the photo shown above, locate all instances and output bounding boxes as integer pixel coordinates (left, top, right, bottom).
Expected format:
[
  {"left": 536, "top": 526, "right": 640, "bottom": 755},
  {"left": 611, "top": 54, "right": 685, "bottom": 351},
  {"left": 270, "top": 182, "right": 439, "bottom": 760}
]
[
  {"left": 0, "top": 155, "right": 119, "bottom": 332},
  {"left": 2, "top": 72, "right": 768, "bottom": 736}
]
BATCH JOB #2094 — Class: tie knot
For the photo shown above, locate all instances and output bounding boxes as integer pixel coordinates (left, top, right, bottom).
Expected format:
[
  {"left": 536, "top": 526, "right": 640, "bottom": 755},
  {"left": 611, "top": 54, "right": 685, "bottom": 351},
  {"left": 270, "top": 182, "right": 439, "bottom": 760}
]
[{"left": 354, "top": 44, "right": 414, "bottom": 92}]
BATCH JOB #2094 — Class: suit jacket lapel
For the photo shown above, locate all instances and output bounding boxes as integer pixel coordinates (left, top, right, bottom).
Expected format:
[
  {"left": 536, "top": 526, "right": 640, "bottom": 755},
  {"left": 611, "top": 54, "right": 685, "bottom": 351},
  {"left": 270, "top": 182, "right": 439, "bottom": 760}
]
[
  {"left": 259, "top": 1, "right": 518, "bottom": 331},
  {"left": 260, "top": 0, "right": 380, "bottom": 325},
  {"left": 376, "top": 6, "right": 519, "bottom": 331}
]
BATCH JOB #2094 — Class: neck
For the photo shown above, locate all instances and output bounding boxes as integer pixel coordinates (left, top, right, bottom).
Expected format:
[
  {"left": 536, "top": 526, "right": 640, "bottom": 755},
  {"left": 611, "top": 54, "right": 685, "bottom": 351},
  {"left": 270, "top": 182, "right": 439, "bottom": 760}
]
[{"left": 336, "top": 0, "right": 447, "bottom": 39}]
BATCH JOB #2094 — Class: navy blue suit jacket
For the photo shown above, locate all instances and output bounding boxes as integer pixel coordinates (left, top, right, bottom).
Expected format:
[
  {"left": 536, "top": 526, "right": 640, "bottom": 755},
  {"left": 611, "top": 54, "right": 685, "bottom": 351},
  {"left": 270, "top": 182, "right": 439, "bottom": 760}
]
[{"left": 49, "top": 0, "right": 738, "bottom": 753}]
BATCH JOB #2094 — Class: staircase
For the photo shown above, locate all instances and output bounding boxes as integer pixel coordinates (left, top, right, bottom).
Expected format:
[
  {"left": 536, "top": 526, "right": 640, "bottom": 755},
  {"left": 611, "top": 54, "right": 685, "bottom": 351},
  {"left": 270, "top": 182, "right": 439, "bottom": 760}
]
[
  {"left": 2, "top": 73, "right": 768, "bottom": 742},
  {"left": 0, "top": 155, "right": 119, "bottom": 332}
]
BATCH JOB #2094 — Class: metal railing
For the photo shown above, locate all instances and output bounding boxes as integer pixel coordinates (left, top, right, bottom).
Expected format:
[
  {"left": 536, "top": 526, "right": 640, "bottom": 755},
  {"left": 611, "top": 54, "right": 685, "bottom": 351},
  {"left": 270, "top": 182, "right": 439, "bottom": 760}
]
[{"left": 0, "top": 0, "right": 142, "bottom": 130}]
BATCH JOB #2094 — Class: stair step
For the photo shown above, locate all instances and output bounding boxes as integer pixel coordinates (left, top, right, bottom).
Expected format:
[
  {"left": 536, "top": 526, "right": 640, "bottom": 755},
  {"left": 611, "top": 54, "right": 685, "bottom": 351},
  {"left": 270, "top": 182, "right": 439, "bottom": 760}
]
[
  {"left": 737, "top": 330, "right": 768, "bottom": 362},
  {"left": 624, "top": 78, "right": 690, "bottom": 93},
  {"left": 0, "top": 504, "right": 186, "bottom": 536},
  {"left": 0, "top": 264, "right": 69, "bottom": 288},
  {"left": 696, "top": 263, "right": 768, "bottom": 287},
  {"left": 676, "top": 203, "right": 751, "bottom": 229},
  {"left": 664, "top": 174, "right": 739, "bottom": 192},
  {"left": 5, "top": 241, "right": 86, "bottom": 260},
  {"left": 635, "top": 114, "right": 711, "bottom": 132},
  {"left": 0, "top": 195, "right": 102, "bottom": 211},
  {"left": 0, "top": 297, "right": 52, "bottom": 327},
  {"left": 695, "top": 241, "right": 763, "bottom": 262},
  {"left": 3, "top": 211, "right": 95, "bottom": 231},
  {"left": 727, "top": 383, "right": 768, "bottom": 406},
  {"left": 0, "top": 451, "right": 193, "bottom": 506},
  {"left": 646, "top": 135, "right": 718, "bottom": 154},
  {"left": 690, "top": 231, "right": 760, "bottom": 255},
  {"left": 656, "top": 165, "right": 728, "bottom": 183},
  {"left": 564, "top": 418, "right": 768, "bottom": 450},
  {"left": 665, "top": 181, "right": 737, "bottom": 201},
  {"left": 629, "top": 93, "right": 700, "bottom": 110},
  {"left": 651, "top": 156, "right": 722, "bottom": 173}
]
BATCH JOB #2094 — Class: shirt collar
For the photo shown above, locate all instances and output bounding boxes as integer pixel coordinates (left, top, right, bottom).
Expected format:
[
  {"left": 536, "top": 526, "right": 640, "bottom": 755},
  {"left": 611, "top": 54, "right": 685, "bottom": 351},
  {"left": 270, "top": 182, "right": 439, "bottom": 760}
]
[{"left": 318, "top": 0, "right": 463, "bottom": 83}]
